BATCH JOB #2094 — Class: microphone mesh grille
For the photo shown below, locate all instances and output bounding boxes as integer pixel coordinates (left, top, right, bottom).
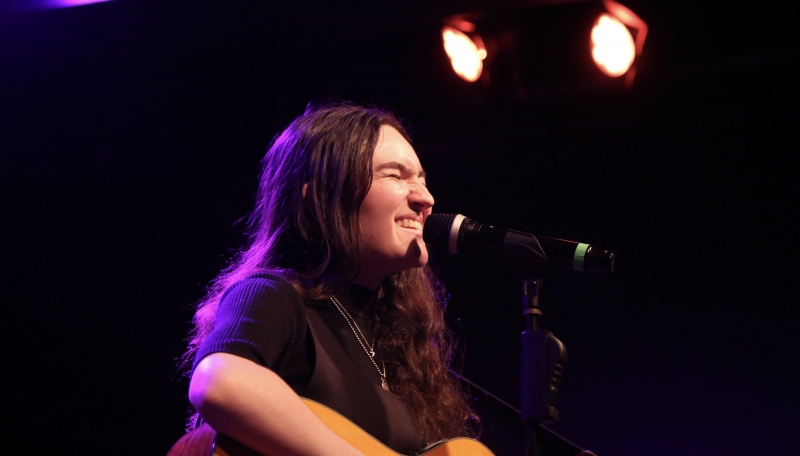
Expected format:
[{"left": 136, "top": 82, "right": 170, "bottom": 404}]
[{"left": 422, "top": 213, "right": 456, "bottom": 249}]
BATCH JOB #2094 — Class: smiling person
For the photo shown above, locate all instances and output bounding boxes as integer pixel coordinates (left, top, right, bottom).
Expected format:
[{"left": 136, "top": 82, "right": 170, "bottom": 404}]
[{"left": 178, "top": 104, "right": 477, "bottom": 455}]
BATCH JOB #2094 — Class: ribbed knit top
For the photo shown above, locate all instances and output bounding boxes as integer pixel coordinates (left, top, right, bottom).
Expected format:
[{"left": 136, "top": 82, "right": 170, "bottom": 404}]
[{"left": 193, "top": 272, "right": 386, "bottom": 395}]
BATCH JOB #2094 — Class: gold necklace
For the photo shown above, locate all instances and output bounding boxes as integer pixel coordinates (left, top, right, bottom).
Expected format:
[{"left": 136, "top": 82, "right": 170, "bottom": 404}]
[{"left": 329, "top": 295, "right": 388, "bottom": 389}]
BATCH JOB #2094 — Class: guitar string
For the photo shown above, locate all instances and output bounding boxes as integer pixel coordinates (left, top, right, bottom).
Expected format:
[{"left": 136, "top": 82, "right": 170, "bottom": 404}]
[{"left": 329, "top": 295, "right": 388, "bottom": 389}]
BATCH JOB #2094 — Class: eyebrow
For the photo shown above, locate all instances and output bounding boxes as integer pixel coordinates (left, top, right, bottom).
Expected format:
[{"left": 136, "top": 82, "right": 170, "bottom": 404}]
[{"left": 374, "top": 161, "right": 426, "bottom": 178}]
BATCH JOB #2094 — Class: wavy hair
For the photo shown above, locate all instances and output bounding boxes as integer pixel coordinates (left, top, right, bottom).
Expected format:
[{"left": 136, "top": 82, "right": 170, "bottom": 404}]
[{"left": 182, "top": 103, "right": 475, "bottom": 440}]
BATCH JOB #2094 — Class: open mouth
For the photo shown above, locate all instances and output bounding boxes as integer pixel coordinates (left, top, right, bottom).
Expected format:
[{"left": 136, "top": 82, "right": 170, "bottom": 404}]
[{"left": 395, "top": 219, "right": 422, "bottom": 231}]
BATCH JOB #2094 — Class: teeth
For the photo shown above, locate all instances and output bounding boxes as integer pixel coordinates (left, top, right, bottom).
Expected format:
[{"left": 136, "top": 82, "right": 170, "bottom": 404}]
[{"left": 396, "top": 219, "right": 422, "bottom": 230}]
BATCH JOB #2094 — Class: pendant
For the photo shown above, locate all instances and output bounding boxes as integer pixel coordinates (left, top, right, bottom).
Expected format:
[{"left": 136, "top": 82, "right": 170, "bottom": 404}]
[
  {"left": 368, "top": 349, "right": 375, "bottom": 358},
  {"left": 381, "top": 378, "right": 388, "bottom": 390}
]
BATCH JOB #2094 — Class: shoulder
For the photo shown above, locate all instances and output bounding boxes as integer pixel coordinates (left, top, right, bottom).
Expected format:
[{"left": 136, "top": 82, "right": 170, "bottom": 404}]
[
  {"left": 216, "top": 272, "right": 306, "bottom": 321},
  {"left": 220, "top": 272, "right": 302, "bottom": 304},
  {"left": 194, "top": 272, "right": 312, "bottom": 371}
]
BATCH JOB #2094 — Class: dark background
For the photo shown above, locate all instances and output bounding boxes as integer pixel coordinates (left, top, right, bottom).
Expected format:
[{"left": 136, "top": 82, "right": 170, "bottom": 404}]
[{"left": 1, "top": 0, "right": 798, "bottom": 455}]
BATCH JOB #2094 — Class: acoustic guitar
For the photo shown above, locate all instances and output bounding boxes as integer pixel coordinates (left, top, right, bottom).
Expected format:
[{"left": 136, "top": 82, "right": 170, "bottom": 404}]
[{"left": 168, "top": 398, "right": 495, "bottom": 456}]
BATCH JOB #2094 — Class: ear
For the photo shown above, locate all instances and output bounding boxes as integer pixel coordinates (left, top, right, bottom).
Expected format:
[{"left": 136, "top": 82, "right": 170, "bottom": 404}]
[{"left": 301, "top": 183, "right": 309, "bottom": 199}]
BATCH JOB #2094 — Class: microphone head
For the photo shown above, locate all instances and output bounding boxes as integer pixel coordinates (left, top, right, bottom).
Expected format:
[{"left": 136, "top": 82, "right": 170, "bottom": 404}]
[
  {"left": 423, "top": 213, "right": 457, "bottom": 251},
  {"left": 584, "top": 247, "right": 615, "bottom": 273}
]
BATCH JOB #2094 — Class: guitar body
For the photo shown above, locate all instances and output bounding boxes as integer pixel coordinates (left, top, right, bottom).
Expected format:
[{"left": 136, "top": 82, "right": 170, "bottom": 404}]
[{"left": 168, "top": 398, "right": 495, "bottom": 456}]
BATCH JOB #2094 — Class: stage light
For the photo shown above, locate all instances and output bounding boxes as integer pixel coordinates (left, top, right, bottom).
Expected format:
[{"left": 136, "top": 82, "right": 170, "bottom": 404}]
[
  {"left": 602, "top": 0, "right": 647, "bottom": 55},
  {"left": 591, "top": 14, "right": 635, "bottom": 77},
  {"left": 441, "top": 25, "right": 486, "bottom": 83},
  {"left": 44, "top": 0, "right": 110, "bottom": 8},
  {"left": 440, "top": 1, "right": 648, "bottom": 97},
  {"left": 592, "top": 0, "right": 648, "bottom": 82}
]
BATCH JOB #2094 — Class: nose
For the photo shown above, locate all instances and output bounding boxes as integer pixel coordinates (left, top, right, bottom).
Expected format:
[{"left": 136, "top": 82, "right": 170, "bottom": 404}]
[{"left": 409, "top": 181, "right": 434, "bottom": 212}]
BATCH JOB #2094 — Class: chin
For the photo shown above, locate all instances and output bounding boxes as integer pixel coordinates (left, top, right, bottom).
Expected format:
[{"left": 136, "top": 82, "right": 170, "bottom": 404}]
[{"left": 409, "top": 241, "right": 429, "bottom": 268}]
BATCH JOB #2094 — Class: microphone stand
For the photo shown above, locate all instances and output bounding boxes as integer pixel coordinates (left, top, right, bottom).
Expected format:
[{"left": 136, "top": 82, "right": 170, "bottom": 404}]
[{"left": 520, "top": 275, "right": 567, "bottom": 456}]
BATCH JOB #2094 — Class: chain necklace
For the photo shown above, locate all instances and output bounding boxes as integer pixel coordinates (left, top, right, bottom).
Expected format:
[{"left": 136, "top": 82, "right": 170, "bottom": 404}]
[{"left": 329, "top": 295, "right": 388, "bottom": 389}]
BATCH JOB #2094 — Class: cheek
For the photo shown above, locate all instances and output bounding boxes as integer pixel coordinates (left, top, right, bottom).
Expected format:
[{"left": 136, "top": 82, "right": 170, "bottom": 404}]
[
  {"left": 358, "top": 192, "right": 396, "bottom": 241},
  {"left": 358, "top": 212, "right": 382, "bottom": 246},
  {"left": 359, "top": 200, "right": 390, "bottom": 229},
  {"left": 362, "top": 185, "right": 402, "bottom": 217}
]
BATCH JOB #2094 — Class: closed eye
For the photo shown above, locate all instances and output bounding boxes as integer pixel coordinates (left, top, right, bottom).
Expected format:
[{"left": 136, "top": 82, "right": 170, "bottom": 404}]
[{"left": 375, "top": 162, "right": 426, "bottom": 182}]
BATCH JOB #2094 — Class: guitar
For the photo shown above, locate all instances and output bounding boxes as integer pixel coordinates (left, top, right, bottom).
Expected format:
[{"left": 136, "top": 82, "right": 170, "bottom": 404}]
[{"left": 168, "top": 398, "right": 495, "bottom": 456}]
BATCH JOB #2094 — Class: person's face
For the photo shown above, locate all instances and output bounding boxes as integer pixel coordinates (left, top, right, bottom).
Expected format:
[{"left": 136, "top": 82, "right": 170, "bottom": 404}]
[{"left": 354, "top": 125, "right": 435, "bottom": 288}]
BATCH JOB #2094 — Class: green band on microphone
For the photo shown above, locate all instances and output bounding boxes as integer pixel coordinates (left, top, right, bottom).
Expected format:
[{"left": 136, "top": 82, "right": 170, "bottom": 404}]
[{"left": 573, "top": 243, "right": 589, "bottom": 272}]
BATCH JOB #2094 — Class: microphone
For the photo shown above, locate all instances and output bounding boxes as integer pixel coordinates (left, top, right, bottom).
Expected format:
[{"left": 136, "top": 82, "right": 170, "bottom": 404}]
[{"left": 423, "top": 214, "right": 614, "bottom": 273}]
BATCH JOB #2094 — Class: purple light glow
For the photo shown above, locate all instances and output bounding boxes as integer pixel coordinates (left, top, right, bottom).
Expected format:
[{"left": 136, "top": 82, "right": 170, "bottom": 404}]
[{"left": 45, "top": 0, "right": 111, "bottom": 8}]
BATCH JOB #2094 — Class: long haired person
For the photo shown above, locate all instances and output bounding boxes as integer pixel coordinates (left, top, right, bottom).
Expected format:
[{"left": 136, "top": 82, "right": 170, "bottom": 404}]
[{"left": 182, "top": 103, "right": 476, "bottom": 455}]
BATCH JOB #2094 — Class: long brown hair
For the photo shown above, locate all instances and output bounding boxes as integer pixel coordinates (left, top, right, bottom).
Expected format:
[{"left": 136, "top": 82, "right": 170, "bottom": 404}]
[{"left": 183, "top": 103, "right": 476, "bottom": 440}]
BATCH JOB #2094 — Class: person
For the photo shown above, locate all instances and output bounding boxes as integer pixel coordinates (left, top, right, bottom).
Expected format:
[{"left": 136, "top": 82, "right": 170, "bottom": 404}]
[{"left": 181, "top": 103, "right": 477, "bottom": 455}]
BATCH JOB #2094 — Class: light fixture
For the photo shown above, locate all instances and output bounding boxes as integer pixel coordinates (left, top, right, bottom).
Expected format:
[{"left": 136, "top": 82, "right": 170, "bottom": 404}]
[
  {"left": 44, "top": 0, "right": 111, "bottom": 7},
  {"left": 440, "top": 1, "right": 648, "bottom": 97},
  {"left": 441, "top": 21, "right": 487, "bottom": 83},
  {"left": 591, "top": 14, "right": 635, "bottom": 77},
  {"left": 591, "top": 0, "right": 648, "bottom": 84}
]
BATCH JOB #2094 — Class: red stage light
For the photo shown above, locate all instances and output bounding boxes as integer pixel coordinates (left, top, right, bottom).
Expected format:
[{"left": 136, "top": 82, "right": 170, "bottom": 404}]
[
  {"left": 592, "top": 0, "right": 648, "bottom": 84},
  {"left": 591, "top": 13, "right": 636, "bottom": 77},
  {"left": 442, "top": 25, "right": 487, "bottom": 83}
]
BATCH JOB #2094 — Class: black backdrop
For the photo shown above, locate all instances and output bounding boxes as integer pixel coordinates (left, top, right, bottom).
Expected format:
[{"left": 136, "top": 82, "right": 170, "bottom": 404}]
[{"left": 2, "top": 1, "right": 798, "bottom": 455}]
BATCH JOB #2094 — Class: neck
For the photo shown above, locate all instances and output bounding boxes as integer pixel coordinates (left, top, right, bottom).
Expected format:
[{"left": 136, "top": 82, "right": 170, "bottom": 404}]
[
  {"left": 336, "top": 282, "right": 379, "bottom": 317},
  {"left": 352, "top": 271, "right": 382, "bottom": 290}
]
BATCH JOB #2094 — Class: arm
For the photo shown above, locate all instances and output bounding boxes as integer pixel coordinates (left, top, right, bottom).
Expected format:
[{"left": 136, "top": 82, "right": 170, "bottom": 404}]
[{"left": 190, "top": 352, "right": 365, "bottom": 456}]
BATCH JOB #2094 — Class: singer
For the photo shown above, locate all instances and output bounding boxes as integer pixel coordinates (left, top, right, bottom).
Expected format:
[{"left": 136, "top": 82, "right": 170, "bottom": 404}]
[{"left": 175, "top": 103, "right": 479, "bottom": 455}]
